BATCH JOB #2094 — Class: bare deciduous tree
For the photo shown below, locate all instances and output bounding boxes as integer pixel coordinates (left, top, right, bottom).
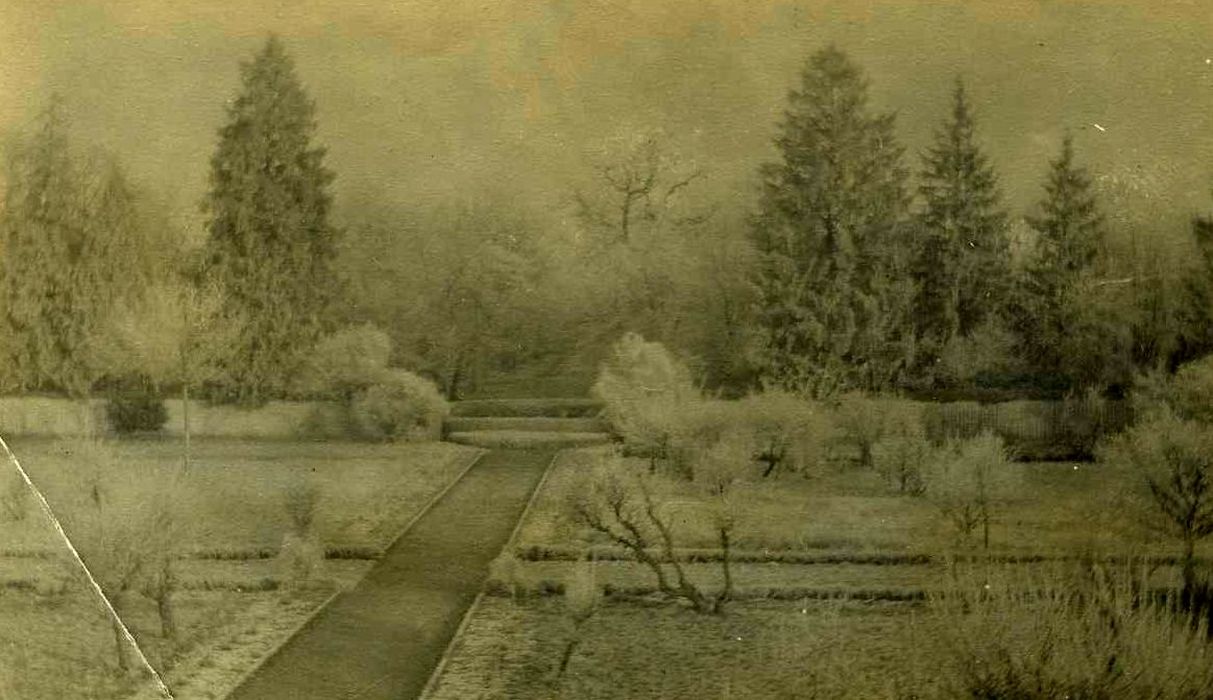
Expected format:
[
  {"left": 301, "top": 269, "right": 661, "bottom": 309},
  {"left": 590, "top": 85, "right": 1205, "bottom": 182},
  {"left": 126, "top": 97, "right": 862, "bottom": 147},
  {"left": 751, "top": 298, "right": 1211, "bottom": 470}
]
[{"left": 568, "top": 440, "right": 748, "bottom": 615}]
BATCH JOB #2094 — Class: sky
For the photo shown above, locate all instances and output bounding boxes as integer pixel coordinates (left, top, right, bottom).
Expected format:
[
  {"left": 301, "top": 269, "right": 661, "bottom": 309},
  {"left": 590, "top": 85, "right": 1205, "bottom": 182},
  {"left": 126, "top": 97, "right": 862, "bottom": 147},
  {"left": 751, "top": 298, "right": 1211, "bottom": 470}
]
[{"left": 2, "top": 0, "right": 1212, "bottom": 240}]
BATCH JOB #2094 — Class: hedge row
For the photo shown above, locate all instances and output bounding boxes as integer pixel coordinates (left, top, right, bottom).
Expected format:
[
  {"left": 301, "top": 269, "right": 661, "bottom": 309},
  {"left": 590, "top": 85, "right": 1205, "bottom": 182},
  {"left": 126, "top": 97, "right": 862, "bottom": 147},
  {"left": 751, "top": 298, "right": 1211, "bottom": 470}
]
[{"left": 512, "top": 544, "right": 1199, "bottom": 568}]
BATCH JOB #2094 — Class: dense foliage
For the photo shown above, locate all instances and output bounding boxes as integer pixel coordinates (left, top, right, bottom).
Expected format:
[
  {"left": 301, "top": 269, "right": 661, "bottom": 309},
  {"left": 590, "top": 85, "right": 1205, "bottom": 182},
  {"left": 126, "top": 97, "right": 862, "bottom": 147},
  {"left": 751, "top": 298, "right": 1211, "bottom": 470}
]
[{"left": 199, "top": 36, "right": 341, "bottom": 405}]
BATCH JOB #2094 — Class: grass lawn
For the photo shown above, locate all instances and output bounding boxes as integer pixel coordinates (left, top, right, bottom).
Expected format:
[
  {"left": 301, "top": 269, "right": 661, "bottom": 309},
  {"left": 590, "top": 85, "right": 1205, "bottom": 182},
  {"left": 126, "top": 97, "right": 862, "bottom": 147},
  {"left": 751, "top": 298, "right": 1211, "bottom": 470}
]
[{"left": 516, "top": 447, "right": 1197, "bottom": 559}]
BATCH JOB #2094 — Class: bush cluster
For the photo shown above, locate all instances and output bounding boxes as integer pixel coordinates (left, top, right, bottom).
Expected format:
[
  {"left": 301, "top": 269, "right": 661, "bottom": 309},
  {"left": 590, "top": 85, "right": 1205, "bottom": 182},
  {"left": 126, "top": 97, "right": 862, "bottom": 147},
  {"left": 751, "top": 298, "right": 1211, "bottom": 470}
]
[
  {"left": 923, "top": 564, "right": 1213, "bottom": 699},
  {"left": 105, "top": 375, "right": 168, "bottom": 434},
  {"left": 595, "top": 334, "right": 839, "bottom": 480},
  {"left": 296, "top": 325, "right": 449, "bottom": 442},
  {"left": 593, "top": 331, "right": 698, "bottom": 459},
  {"left": 349, "top": 369, "right": 448, "bottom": 442}
]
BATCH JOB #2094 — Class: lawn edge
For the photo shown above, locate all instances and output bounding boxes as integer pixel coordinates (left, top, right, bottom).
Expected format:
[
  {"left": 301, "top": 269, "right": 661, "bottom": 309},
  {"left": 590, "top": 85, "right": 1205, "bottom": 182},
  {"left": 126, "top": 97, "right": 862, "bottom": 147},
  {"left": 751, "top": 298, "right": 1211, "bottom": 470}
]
[
  {"left": 417, "top": 448, "right": 562, "bottom": 700},
  {"left": 378, "top": 446, "right": 488, "bottom": 555},
  {"left": 209, "top": 588, "right": 341, "bottom": 700},
  {"left": 217, "top": 445, "right": 487, "bottom": 700}
]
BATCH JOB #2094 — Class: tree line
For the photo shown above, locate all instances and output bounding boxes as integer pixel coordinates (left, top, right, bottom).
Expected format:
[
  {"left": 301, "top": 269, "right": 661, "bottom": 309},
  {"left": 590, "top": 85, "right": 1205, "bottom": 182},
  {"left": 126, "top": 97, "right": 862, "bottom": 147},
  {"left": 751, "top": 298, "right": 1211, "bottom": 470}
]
[{"left": 1, "top": 38, "right": 1210, "bottom": 405}]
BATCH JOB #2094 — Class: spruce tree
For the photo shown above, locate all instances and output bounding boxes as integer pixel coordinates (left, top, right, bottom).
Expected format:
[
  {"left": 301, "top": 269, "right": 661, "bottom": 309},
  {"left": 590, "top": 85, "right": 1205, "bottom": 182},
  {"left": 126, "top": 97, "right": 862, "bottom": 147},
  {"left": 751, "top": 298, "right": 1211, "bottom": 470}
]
[
  {"left": 1013, "top": 134, "right": 1105, "bottom": 378},
  {"left": 0, "top": 97, "right": 151, "bottom": 396},
  {"left": 752, "top": 46, "right": 912, "bottom": 396},
  {"left": 201, "top": 36, "right": 340, "bottom": 404},
  {"left": 914, "top": 79, "right": 1010, "bottom": 368}
]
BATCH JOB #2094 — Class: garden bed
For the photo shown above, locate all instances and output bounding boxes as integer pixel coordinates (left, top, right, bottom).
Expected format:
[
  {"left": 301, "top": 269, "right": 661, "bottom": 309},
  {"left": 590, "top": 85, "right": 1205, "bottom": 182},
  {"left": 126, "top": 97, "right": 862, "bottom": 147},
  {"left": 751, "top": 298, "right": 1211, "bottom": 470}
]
[{"left": 425, "top": 596, "right": 943, "bottom": 699}]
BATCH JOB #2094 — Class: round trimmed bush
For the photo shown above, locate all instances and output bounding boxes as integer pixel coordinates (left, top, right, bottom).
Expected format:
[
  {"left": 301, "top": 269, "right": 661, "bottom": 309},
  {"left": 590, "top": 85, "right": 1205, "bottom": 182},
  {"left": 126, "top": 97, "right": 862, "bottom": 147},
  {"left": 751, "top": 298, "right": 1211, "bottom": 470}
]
[
  {"left": 350, "top": 369, "right": 448, "bottom": 442},
  {"left": 105, "top": 376, "right": 168, "bottom": 434}
]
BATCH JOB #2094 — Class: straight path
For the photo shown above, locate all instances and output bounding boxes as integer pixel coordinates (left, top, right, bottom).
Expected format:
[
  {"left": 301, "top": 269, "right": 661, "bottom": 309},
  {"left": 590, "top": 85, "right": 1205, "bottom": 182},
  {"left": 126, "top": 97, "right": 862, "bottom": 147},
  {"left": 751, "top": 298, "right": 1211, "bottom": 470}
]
[{"left": 226, "top": 448, "right": 555, "bottom": 700}]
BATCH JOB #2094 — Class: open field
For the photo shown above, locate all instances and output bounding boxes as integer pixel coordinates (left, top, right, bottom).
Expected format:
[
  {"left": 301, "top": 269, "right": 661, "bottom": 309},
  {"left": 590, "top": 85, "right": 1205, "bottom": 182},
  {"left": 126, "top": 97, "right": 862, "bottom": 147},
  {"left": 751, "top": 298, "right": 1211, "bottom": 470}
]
[{"left": 0, "top": 437, "right": 480, "bottom": 699}]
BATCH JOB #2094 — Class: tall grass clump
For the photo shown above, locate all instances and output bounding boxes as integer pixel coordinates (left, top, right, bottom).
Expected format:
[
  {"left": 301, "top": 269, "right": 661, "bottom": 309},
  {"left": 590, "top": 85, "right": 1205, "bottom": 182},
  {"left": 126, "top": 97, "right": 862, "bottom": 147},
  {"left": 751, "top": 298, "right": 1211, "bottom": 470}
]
[{"left": 920, "top": 562, "right": 1213, "bottom": 699}]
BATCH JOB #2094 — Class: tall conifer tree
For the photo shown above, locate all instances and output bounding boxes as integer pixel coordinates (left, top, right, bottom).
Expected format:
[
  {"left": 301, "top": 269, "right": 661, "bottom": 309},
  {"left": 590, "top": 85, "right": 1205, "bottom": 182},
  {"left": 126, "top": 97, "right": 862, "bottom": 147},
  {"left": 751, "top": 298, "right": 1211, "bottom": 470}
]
[
  {"left": 1013, "top": 134, "right": 1105, "bottom": 377},
  {"left": 201, "top": 36, "right": 340, "bottom": 404},
  {"left": 0, "top": 97, "right": 150, "bottom": 395},
  {"left": 753, "top": 46, "right": 912, "bottom": 396},
  {"left": 914, "top": 79, "right": 1010, "bottom": 368}
]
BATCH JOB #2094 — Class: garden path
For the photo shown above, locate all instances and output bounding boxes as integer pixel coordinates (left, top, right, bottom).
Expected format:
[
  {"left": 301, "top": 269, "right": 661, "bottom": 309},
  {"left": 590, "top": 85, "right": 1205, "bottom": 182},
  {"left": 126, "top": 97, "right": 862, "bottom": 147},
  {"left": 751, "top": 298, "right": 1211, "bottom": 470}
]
[{"left": 225, "top": 447, "right": 555, "bottom": 700}]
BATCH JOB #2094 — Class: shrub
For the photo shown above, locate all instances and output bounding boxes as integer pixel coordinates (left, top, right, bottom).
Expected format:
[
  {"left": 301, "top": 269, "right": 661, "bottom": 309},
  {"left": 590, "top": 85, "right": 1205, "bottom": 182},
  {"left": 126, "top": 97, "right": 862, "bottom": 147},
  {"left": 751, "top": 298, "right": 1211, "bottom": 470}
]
[
  {"left": 734, "top": 391, "right": 837, "bottom": 478},
  {"left": 350, "top": 369, "right": 449, "bottom": 442},
  {"left": 871, "top": 425, "right": 931, "bottom": 495},
  {"left": 279, "top": 481, "right": 325, "bottom": 589},
  {"left": 922, "top": 563, "right": 1213, "bottom": 699},
  {"left": 1099, "top": 414, "right": 1213, "bottom": 593},
  {"left": 592, "top": 332, "right": 698, "bottom": 455},
  {"left": 278, "top": 531, "right": 325, "bottom": 588},
  {"left": 1142, "top": 355, "right": 1213, "bottom": 424},
  {"left": 664, "top": 399, "right": 732, "bottom": 478},
  {"left": 284, "top": 481, "right": 320, "bottom": 535},
  {"left": 921, "top": 432, "right": 1015, "bottom": 549},
  {"left": 488, "top": 550, "right": 522, "bottom": 602},
  {"left": 567, "top": 451, "right": 734, "bottom": 614},
  {"left": 831, "top": 393, "right": 923, "bottom": 468},
  {"left": 296, "top": 324, "right": 392, "bottom": 400},
  {"left": 105, "top": 375, "right": 168, "bottom": 434},
  {"left": 54, "top": 439, "right": 183, "bottom": 666}
]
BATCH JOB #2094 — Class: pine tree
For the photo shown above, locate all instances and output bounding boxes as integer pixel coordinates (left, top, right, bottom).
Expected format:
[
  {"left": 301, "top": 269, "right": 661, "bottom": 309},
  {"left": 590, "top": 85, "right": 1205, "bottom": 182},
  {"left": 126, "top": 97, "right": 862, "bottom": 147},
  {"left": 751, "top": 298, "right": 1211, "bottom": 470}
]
[
  {"left": 1012, "top": 134, "right": 1105, "bottom": 378},
  {"left": 201, "top": 36, "right": 340, "bottom": 404},
  {"left": 0, "top": 97, "right": 152, "bottom": 396},
  {"left": 752, "top": 46, "right": 912, "bottom": 396},
  {"left": 914, "top": 79, "right": 1010, "bottom": 368}
]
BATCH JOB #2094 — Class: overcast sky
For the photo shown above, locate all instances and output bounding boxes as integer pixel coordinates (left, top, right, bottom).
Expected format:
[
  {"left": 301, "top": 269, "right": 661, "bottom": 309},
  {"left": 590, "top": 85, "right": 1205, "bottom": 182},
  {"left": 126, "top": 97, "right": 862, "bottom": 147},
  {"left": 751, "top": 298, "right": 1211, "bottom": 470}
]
[{"left": 3, "top": 0, "right": 1212, "bottom": 239}]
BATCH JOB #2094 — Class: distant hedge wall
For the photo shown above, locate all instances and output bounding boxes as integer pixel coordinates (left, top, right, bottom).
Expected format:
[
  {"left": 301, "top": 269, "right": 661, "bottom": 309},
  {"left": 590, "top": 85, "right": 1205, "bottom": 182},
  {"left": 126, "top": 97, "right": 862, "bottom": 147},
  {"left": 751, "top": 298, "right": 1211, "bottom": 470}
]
[
  {"left": 0, "top": 397, "right": 442, "bottom": 441},
  {"left": 921, "top": 399, "right": 1134, "bottom": 461}
]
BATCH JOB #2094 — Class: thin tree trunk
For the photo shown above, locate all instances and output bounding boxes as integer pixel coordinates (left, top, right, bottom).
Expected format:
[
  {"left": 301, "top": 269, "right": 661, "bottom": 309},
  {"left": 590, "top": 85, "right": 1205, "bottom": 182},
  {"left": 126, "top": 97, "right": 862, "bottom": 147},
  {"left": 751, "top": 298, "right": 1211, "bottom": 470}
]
[
  {"left": 1183, "top": 535, "right": 1197, "bottom": 596},
  {"left": 182, "top": 382, "right": 191, "bottom": 470},
  {"left": 717, "top": 526, "right": 734, "bottom": 612},
  {"left": 556, "top": 636, "right": 580, "bottom": 678},
  {"left": 157, "top": 592, "right": 178, "bottom": 642}
]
